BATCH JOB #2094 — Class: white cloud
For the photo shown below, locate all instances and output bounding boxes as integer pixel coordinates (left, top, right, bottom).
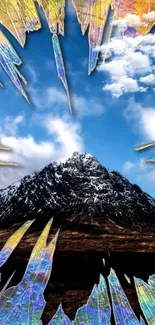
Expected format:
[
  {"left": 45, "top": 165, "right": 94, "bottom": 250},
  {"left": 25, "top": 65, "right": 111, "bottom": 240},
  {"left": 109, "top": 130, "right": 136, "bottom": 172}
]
[
  {"left": 72, "top": 95, "right": 104, "bottom": 117},
  {"left": 140, "top": 108, "right": 155, "bottom": 140},
  {"left": 126, "top": 51, "right": 151, "bottom": 75},
  {"left": 0, "top": 115, "right": 24, "bottom": 136},
  {"left": 140, "top": 74, "right": 155, "bottom": 85},
  {"left": 124, "top": 98, "right": 155, "bottom": 142},
  {"left": 143, "top": 11, "right": 155, "bottom": 22},
  {"left": 28, "top": 86, "right": 104, "bottom": 117},
  {"left": 122, "top": 158, "right": 146, "bottom": 174},
  {"left": 103, "top": 76, "right": 146, "bottom": 98},
  {"left": 26, "top": 65, "right": 38, "bottom": 84},
  {"left": 46, "top": 60, "right": 55, "bottom": 70},
  {"left": 98, "top": 34, "right": 155, "bottom": 97},
  {"left": 99, "top": 59, "right": 126, "bottom": 78},
  {"left": 122, "top": 161, "right": 135, "bottom": 173},
  {"left": 146, "top": 169, "right": 155, "bottom": 183},
  {"left": 28, "top": 86, "right": 67, "bottom": 109},
  {"left": 126, "top": 14, "right": 146, "bottom": 27},
  {"left": 0, "top": 114, "right": 84, "bottom": 189},
  {"left": 44, "top": 115, "right": 84, "bottom": 157},
  {"left": 113, "top": 14, "right": 147, "bottom": 30},
  {"left": 122, "top": 157, "right": 155, "bottom": 187}
]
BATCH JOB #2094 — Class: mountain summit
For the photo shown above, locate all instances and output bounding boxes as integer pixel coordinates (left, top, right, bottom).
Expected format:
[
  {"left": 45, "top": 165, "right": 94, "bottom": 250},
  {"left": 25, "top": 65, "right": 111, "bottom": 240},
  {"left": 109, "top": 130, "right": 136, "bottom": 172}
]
[{"left": 0, "top": 152, "right": 155, "bottom": 228}]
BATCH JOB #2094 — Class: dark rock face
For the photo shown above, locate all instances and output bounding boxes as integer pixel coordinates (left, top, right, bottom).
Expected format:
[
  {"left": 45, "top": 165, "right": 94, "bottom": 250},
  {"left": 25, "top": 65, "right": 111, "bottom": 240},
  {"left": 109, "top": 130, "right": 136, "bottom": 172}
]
[
  {"left": 0, "top": 152, "right": 155, "bottom": 323},
  {"left": 0, "top": 152, "right": 155, "bottom": 228}
]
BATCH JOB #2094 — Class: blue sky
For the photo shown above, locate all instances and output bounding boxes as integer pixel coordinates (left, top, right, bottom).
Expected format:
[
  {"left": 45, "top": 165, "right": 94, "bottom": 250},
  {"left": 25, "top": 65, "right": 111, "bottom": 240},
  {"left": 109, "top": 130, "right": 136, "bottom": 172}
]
[{"left": 0, "top": 3, "right": 155, "bottom": 197}]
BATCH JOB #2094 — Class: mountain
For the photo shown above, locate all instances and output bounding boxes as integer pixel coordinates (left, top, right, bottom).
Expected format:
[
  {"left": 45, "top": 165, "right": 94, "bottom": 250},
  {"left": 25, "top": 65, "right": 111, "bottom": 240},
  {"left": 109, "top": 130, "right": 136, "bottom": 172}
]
[
  {"left": 0, "top": 152, "right": 155, "bottom": 323},
  {"left": 0, "top": 152, "right": 155, "bottom": 229}
]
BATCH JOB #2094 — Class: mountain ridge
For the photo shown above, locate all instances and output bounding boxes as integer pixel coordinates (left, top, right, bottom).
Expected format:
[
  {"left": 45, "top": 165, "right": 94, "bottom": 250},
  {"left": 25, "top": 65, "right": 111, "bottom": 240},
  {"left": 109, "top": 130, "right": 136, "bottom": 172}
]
[{"left": 0, "top": 152, "right": 155, "bottom": 229}]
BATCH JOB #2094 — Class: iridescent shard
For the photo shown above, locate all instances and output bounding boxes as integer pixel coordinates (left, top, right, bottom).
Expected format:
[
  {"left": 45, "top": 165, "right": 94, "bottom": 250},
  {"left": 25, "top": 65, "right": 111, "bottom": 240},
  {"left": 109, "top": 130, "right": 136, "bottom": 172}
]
[
  {"left": 52, "top": 34, "right": 72, "bottom": 114},
  {"left": 0, "top": 142, "right": 19, "bottom": 166},
  {"left": 0, "top": 161, "right": 19, "bottom": 166},
  {"left": 108, "top": 268, "right": 141, "bottom": 325},
  {"left": 135, "top": 142, "right": 155, "bottom": 163},
  {"left": 72, "top": 0, "right": 113, "bottom": 74},
  {"left": 0, "top": 221, "right": 155, "bottom": 324},
  {"left": 0, "top": 220, "right": 34, "bottom": 268},
  {"left": 0, "top": 31, "right": 29, "bottom": 102},
  {"left": 135, "top": 143, "right": 155, "bottom": 151},
  {"left": 113, "top": 0, "right": 155, "bottom": 36},
  {"left": 0, "top": 0, "right": 40, "bottom": 46},
  {"left": 37, "top": 0, "right": 65, "bottom": 35},
  {"left": 135, "top": 276, "right": 155, "bottom": 325},
  {"left": 1, "top": 271, "right": 16, "bottom": 293},
  {"left": 49, "top": 305, "right": 71, "bottom": 325},
  {"left": 0, "top": 144, "right": 12, "bottom": 151},
  {"left": 0, "top": 0, "right": 72, "bottom": 113},
  {"left": 73, "top": 274, "right": 111, "bottom": 324},
  {"left": 145, "top": 157, "right": 155, "bottom": 163},
  {"left": 0, "top": 218, "right": 60, "bottom": 325}
]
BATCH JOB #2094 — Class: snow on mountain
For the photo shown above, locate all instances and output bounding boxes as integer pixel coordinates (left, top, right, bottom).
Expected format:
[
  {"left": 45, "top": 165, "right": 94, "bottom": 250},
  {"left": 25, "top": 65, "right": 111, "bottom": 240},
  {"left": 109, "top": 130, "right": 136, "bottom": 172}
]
[{"left": 0, "top": 152, "right": 155, "bottom": 228}]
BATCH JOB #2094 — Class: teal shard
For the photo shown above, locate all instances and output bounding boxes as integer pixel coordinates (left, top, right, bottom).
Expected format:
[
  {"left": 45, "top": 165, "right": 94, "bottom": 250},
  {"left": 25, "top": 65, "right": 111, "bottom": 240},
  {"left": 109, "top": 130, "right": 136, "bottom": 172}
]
[
  {"left": 0, "top": 31, "right": 29, "bottom": 102},
  {"left": 73, "top": 274, "right": 111, "bottom": 324},
  {"left": 48, "top": 304, "right": 71, "bottom": 325},
  {"left": 0, "top": 220, "right": 59, "bottom": 325},
  {"left": 108, "top": 269, "right": 141, "bottom": 325},
  {"left": 0, "top": 220, "right": 34, "bottom": 268},
  {"left": 135, "top": 277, "right": 155, "bottom": 325},
  {"left": 0, "top": 220, "right": 155, "bottom": 325},
  {"left": 52, "top": 34, "right": 72, "bottom": 114},
  {"left": 148, "top": 275, "right": 155, "bottom": 287},
  {"left": 140, "top": 316, "right": 147, "bottom": 325}
]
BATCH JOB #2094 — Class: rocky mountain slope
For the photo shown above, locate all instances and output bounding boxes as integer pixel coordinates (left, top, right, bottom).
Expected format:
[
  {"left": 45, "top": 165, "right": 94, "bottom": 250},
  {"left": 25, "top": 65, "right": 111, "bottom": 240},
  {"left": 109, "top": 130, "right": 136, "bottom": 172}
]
[
  {"left": 0, "top": 152, "right": 155, "bottom": 323},
  {"left": 0, "top": 152, "right": 155, "bottom": 229}
]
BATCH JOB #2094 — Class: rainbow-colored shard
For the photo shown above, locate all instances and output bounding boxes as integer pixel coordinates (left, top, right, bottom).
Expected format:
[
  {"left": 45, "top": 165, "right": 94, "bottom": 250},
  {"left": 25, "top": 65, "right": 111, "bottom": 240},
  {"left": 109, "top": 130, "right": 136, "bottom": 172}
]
[
  {"left": 135, "top": 143, "right": 155, "bottom": 152},
  {"left": 37, "top": 0, "right": 65, "bottom": 35},
  {"left": 49, "top": 305, "right": 71, "bottom": 325},
  {"left": 135, "top": 276, "right": 155, "bottom": 325},
  {"left": 73, "top": 274, "right": 111, "bottom": 325},
  {"left": 1, "top": 1, "right": 155, "bottom": 112},
  {"left": 0, "top": 142, "right": 19, "bottom": 167},
  {"left": 0, "top": 219, "right": 59, "bottom": 324},
  {"left": 0, "top": 220, "right": 34, "bottom": 268},
  {"left": 52, "top": 34, "right": 72, "bottom": 113},
  {"left": 0, "top": 0, "right": 70, "bottom": 111},
  {"left": 0, "top": 31, "right": 29, "bottom": 102},
  {"left": 0, "top": 220, "right": 155, "bottom": 324},
  {"left": 72, "top": 0, "right": 112, "bottom": 74},
  {"left": 0, "top": 0, "right": 40, "bottom": 46},
  {"left": 135, "top": 142, "right": 155, "bottom": 163},
  {"left": 108, "top": 269, "right": 140, "bottom": 324}
]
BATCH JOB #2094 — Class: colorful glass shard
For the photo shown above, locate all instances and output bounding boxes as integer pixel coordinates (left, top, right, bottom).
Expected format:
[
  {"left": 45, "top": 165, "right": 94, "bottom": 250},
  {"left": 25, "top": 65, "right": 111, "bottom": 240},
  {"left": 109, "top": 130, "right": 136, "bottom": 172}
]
[
  {"left": 52, "top": 34, "right": 72, "bottom": 114},
  {"left": 135, "top": 143, "right": 155, "bottom": 151},
  {"left": 0, "top": 144, "right": 12, "bottom": 151},
  {"left": 0, "top": 221, "right": 155, "bottom": 324},
  {"left": 0, "top": 0, "right": 40, "bottom": 46},
  {"left": 0, "top": 142, "right": 20, "bottom": 166},
  {"left": 0, "top": 220, "right": 34, "bottom": 268},
  {"left": 37, "top": 0, "right": 65, "bottom": 35},
  {"left": 72, "top": 0, "right": 112, "bottom": 74},
  {"left": 108, "top": 268, "right": 141, "bottom": 325},
  {"left": 135, "top": 276, "right": 155, "bottom": 325},
  {"left": 0, "top": 219, "right": 60, "bottom": 324},
  {"left": 145, "top": 158, "right": 155, "bottom": 162},
  {"left": 1, "top": 1, "right": 155, "bottom": 107},
  {"left": 135, "top": 143, "right": 155, "bottom": 164},
  {"left": 0, "top": 31, "right": 29, "bottom": 102},
  {"left": 49, "top": 304, "right": 71, "bottom": 325},
  {"left": 73, "top": 274, "right": 111, "bottom": 324}
]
